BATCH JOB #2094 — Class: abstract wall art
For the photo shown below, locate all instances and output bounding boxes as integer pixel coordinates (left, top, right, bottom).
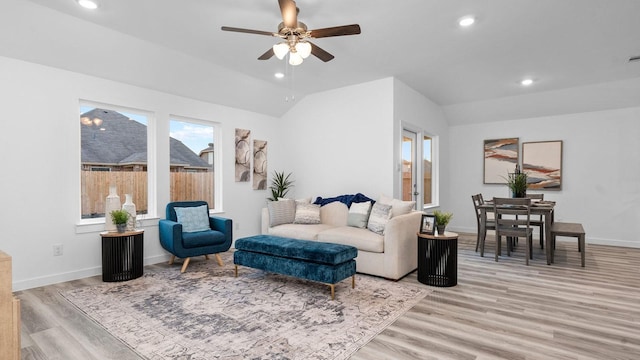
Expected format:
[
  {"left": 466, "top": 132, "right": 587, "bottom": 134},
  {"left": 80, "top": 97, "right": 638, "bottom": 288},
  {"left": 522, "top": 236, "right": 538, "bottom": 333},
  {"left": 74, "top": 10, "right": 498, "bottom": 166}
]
[
  {"left": 483, "top": 137, "right": 519, "bottom": 184},
  {"left": 522, "top": 140, "right": 563, "bottom": 190},
  {"left": 253, "top": 140, "right": 267, "bottom": 190},
  {"left": 235, "top": 128, "right": 251, "bottom": 182}
]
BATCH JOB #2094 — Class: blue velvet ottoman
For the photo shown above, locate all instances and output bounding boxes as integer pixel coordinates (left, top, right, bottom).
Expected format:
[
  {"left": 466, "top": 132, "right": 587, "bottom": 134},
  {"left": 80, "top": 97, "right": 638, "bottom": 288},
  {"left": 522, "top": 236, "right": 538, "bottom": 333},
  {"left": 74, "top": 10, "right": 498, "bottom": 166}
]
[{"left": 234, "top": 235, "right": 358, "bottom": 300}]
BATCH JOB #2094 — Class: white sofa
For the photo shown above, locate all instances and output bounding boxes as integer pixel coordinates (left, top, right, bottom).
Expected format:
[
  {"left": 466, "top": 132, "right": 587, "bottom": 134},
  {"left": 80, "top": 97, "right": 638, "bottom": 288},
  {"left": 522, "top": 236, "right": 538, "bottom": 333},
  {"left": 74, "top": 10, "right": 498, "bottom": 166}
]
[{"left": 261, "top": 201, "right": 422, "bottom": 280}]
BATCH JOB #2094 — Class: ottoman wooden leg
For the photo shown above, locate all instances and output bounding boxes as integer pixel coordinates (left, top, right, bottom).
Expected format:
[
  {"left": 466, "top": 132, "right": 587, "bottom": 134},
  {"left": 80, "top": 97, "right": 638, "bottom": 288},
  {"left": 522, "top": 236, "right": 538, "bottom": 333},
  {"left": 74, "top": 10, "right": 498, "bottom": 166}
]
[
  {"left": 329, "top": 284, "right": 335, "bottom": 300},
  {"left": 352, "top": 275, "right": 355, "bottom": 289}
]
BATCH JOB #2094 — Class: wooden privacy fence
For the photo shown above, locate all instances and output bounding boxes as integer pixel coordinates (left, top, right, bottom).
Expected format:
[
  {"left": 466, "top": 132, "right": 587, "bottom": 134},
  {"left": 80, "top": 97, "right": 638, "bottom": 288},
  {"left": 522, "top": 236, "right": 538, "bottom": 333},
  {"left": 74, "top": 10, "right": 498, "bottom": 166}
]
[
  {"left": 81, "top": 171, "right": 214, "bottom": 218},
  {"left": 402, "top": 172, "right": 432, "bottom": 205}
]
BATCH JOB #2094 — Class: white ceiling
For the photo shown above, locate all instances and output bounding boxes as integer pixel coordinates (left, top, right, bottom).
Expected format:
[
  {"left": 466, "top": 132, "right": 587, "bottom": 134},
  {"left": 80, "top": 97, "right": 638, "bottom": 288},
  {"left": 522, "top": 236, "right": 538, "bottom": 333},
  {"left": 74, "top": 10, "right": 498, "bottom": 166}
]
[{"left": 9, "top": 0, "right": 640, "bottom": 121}]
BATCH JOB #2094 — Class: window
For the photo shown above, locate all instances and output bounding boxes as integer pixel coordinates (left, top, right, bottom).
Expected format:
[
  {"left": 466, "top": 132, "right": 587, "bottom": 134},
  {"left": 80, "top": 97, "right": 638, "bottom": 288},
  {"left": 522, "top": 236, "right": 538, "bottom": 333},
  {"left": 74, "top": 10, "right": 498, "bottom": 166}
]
[
  {"left": 169, "top": 117, "right": 216, "bottom": 209},
  {"left": 401, "top": 128, "right": 435, "bottom": 209},
  {"left": 80, "top": 103, "right": 150, "bottom": 219}
]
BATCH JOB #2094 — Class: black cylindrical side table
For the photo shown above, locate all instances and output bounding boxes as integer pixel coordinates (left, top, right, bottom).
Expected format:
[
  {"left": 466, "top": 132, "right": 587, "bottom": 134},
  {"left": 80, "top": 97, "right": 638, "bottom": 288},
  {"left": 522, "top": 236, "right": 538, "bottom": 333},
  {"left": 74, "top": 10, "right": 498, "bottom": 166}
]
[
  {"left": 417, "top": 231, "right": 458, "bottom": 287},
  {"left": 100, "top": 230, "right": 144, "bottom": 282}
]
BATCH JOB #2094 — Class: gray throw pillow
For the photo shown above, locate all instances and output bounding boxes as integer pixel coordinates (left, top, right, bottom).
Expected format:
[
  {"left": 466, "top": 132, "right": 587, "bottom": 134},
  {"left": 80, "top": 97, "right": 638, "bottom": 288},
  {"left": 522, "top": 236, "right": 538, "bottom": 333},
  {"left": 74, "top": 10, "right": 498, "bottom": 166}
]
[
  {"left": 347, "top": 201, "right": 372, "bottom": 228},
  {"left": 267, "top": 199, "right": 296, "bottom": 227},
  {"left": 367, "top": 202, "right": 392, "bottom": 235}
]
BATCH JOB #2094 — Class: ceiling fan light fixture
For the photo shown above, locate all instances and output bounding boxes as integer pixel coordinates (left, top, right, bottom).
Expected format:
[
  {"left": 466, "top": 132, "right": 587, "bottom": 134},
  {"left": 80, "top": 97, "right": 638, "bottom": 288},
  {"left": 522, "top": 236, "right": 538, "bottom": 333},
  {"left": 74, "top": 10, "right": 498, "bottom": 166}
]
[
  {"left": 289, "top": 52, "right": 303, "bottom": 66},
  {"left": 273, "top": 42, "right": 289, "bottom": 60},
  {"left": 295, "top": 42, "right": 312, "bottom": 59}
]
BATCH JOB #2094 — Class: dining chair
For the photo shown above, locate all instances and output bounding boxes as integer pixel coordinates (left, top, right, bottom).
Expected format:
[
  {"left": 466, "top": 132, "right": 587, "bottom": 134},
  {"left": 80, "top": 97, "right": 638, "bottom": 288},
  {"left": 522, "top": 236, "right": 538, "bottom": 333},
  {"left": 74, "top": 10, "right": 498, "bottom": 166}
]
[
  {"left": 493, "top": 197, "right": 534, "bottom": 265},
  {"left": 526, "top": 193, "right": 545, "bottom": 249},
  {"left": 472, "top": 194, "right": 495, "bottom": 255}
]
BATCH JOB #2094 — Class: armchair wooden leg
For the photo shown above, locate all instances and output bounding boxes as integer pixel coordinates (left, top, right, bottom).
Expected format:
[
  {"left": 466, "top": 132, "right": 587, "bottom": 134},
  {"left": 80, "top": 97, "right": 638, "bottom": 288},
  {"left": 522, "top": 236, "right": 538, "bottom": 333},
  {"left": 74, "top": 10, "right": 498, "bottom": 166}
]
[
  {"left": 180, "top": 258, "right": 191, "bottom": 273},
  {"left": 214, "top": 253, "right": 224, "bottom": 267},
  {"left": 205, "top": 254, "right": 210, "bottom": 260},
  {"left": 168, "top": 255, "right": 176, "bottom": 265}
]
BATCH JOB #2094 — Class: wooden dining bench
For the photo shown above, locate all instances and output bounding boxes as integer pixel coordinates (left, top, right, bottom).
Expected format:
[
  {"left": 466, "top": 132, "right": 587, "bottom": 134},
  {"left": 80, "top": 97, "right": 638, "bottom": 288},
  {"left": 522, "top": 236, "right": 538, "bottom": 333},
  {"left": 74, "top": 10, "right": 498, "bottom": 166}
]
[{"left": 550, "top": 222, "right": 585, "bottom": 267}]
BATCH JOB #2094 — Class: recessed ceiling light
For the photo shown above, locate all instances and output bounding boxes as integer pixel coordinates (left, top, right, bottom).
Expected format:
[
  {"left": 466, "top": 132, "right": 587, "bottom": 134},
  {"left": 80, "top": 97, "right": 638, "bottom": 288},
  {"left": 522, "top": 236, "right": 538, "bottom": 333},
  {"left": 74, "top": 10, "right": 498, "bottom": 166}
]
[
  {"left": 274, "top": 72, "right": 285, "bottom": 79},
  {"left": 458, "top": 16, "right": 475, "bottom": 27},
  {"left": 520, "top": 78, "right": 534, "bottom": 86},
  {"left": 77, "top": 0, "right": 98, "bottom": 10}
]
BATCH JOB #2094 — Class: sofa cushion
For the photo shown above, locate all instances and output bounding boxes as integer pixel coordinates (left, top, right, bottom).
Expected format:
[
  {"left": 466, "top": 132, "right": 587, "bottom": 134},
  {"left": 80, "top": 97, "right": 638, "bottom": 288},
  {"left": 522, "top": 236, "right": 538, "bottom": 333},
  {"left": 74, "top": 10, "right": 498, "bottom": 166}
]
[
  {"left": 268, "top": 223, "right": 335, "bottom": 241},
  {"left": 367, "top": 202, "right": 392, "bottom": 235},
  {"left": 317, "top": 226, "right": 384, "bottom": 253},
  {"left": 347, "top": 201, "right": 372, "bottom": 228},
  {"left": 174, "top": 205, "right": 211, "bottom": 233},
  {"left": 267, "top": 199, "right": 296, "bottom": 226},
  {"left": 293, "top": 203, "right": 321, "bottom": 224},
  {"left": 320, "top": 201, "right": 349, "bottom": 226},
  {"left": 379, "top": 194, "right": 416, "bottom": 218}
]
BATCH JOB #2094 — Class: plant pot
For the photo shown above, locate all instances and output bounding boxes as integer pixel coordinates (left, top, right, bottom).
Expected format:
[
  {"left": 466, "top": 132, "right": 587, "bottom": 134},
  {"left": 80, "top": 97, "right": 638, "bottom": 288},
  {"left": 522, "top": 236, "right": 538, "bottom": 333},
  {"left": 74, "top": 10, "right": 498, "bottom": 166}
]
[
  {"left": 436, "top": 225, "right": 446, "bottom": 235},
  {"left": 116, "top": 223, "right": 127, "bottom": 233}
]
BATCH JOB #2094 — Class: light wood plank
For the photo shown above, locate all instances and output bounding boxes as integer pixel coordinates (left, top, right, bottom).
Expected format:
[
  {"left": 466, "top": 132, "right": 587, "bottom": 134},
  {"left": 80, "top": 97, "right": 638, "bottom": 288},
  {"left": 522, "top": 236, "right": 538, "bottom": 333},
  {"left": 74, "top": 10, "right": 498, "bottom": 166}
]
[{"left": 16, "top": 235, "right": 640, "bottom": 360}]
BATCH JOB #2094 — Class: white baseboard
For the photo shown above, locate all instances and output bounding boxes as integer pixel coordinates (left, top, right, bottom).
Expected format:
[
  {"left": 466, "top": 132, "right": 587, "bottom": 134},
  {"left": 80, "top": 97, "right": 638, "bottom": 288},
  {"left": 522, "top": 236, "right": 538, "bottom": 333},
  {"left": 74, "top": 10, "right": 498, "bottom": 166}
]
[{"left": 13, "top": 254, "right": 171, "bottom": 292}]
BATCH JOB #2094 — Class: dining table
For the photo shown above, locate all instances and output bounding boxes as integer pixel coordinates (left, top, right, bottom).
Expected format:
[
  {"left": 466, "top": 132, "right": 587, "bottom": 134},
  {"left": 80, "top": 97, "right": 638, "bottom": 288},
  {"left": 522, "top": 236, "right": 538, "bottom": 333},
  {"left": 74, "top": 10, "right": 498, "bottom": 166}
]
[{"left": 478, "top": 200, "right": 556, "bottom": 265}]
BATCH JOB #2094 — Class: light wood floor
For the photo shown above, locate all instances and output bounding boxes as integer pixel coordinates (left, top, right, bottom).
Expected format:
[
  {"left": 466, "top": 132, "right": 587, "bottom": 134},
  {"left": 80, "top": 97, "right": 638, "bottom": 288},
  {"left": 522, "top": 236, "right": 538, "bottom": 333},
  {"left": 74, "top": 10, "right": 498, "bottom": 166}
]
[{"left": 17, "top": 234, "right": 640, "bottom": 359}]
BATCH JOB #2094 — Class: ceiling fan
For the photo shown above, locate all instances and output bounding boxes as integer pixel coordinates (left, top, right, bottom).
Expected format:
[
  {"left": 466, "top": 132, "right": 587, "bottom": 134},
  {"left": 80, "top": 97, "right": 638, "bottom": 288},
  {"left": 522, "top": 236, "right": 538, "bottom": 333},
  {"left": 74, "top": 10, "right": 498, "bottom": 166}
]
[{"left": 221, "top": 0, "right": 361, "bottom": 66}]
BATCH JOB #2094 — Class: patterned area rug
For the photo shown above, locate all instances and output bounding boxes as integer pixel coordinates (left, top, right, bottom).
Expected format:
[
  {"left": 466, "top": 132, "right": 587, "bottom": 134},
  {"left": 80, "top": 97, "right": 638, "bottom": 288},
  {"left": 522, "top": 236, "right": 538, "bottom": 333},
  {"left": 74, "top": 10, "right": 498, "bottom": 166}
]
[{"left": 61, "top": 253, "right": 429, "bottom": 360}]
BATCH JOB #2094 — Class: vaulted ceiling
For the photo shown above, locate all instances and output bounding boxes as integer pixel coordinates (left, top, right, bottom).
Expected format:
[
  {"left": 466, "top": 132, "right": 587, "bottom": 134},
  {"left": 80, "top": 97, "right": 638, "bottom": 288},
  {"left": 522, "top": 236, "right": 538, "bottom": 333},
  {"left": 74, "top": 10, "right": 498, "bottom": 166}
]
[{"left": 4, "top": 0, "right": 640, "bottom": 123}]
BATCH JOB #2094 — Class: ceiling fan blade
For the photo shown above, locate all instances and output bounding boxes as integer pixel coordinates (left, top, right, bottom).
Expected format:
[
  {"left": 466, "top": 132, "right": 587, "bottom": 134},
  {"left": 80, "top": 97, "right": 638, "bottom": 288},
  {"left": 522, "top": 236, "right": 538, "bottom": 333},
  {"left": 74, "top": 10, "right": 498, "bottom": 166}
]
[
  {"left": 221, "top": 26, "right": 275, "bottom": 36},
  {"left": 278, "top": 0, "right": 298, "bottom": 28},
  {"left": 309, "top": 24, "right": 361, "bottom": 38},
  {"left": 258, "top": 48, "right": 275, "bottom": 60},
  {"left": 309, "top": 42, "right": 334, "bottom": 62}
]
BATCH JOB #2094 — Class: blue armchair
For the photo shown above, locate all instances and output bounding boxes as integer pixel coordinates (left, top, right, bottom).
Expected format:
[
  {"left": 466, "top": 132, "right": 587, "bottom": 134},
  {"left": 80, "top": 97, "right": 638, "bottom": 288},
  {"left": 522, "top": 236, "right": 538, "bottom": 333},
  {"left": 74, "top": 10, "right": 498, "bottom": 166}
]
[{"left": 159, "top": 201, "right": 232, "bottom": 273}]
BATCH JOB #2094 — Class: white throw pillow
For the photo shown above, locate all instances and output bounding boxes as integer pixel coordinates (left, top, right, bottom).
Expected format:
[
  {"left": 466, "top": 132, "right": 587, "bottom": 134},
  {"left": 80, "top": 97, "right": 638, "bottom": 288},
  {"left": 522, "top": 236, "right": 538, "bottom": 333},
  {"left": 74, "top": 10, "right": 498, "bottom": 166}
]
[
  {"left": 174, "top": 205, "right": 210, "bottom": 233},
  {"left": 379, "top": 194, "right": 416, "bottom": 218},
  {"left": 367, "top": 202, "right": 392, "bottom": 235},
  {"left": 293, "top": 203, "right": 321, "bottom": 224},
  {"left": 267, "top": 199, "right": 296, "bottom": 227},
  {"left": 347, "top": 201, "right": 372, "bottom": 228}
]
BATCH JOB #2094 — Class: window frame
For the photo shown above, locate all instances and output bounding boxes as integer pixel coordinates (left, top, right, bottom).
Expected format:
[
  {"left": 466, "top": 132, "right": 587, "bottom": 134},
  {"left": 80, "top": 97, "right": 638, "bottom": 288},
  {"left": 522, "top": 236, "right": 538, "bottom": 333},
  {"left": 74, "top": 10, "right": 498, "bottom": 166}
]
[
  {"left": 400, "top": 123, "right": 438, "bottom": 210},
  {"left": 77, "top": 100, "right": 156, "bottom": 231},
  {"left": 169, "top": 114, "right": 222, "bottom": 213}
]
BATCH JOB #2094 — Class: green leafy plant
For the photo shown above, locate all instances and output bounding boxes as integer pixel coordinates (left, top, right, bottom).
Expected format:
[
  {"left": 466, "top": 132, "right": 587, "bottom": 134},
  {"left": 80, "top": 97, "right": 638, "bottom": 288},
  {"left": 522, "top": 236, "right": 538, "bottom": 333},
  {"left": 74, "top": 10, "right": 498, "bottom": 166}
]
[
  {"left": 504, "top": 171, "right": 528, "bottom": 198},
  {"left": 110, "top": 209, "right": 130, "bottom": 225},
  {"left": 267, "top": 171, "right": 294, "bottom": 201},
  {"left": 433, "top": 210, "right": 453, "bottom": 226}
]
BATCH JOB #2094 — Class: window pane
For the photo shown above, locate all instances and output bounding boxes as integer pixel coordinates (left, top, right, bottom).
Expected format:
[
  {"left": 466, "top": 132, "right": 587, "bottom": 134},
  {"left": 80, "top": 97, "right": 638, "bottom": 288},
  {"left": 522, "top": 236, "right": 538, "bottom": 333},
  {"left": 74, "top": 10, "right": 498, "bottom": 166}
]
[
  {"left": 423, "top": 135, "right": 432, "bottom": 205},
  {"left": 80, "top": 105, "right": 148, "bottom": 219},
  {"left": 169, "top": 119, "right": 214, "bottom": 207},
  {"left": 402, "top": 134, "right": 415, "bottom": 202}
]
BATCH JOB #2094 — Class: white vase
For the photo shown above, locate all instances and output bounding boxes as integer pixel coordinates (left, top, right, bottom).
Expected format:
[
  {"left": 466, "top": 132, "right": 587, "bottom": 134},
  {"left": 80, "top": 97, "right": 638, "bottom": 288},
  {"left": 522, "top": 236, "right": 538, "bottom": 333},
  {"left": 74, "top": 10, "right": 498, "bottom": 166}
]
[
  {"left": 122, "top": 194, "right": 137, "bottom": 231},
  {"left": 105, "top": 185, "right": 121, "bottom": 232}
]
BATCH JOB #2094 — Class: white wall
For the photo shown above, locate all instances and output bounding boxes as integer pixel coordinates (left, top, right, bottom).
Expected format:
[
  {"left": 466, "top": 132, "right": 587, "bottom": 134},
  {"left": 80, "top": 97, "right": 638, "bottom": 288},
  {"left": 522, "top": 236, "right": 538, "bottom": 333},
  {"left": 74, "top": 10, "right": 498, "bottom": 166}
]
[
  {"left": 0, "top": 56, "right": 281, "bottom": 290},
  {"left": 393, "top": 79, "right": 451, "bottom": 208},
  {"left": 278, "top": 78, "right": 396, "bottom": 199},
  {"left": 447, "top": 106, "right": 640, "bottom": 248}
]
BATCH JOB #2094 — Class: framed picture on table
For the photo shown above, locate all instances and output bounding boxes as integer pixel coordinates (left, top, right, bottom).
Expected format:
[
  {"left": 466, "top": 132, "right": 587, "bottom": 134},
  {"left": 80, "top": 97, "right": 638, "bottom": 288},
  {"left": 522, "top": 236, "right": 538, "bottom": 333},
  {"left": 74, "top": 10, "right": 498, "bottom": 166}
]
[{"left": 420, "top": 214, "right": 436, "bottom": 235}]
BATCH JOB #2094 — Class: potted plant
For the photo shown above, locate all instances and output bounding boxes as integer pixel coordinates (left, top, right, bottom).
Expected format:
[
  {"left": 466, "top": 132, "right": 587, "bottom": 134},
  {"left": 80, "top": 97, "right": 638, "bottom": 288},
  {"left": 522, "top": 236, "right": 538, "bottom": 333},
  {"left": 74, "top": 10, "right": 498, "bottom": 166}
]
[
  {"left": 110, "top": 209, "right": 130, "bottom": 233},
  {"left": 433, "top": 210, "right": 453, "bottom": 235},
  {"left": 267, "top": 171, "right": 294, "bottom": 201},
  {"left": 506, "top": 171, "right": 528, "bottom": 198}
]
